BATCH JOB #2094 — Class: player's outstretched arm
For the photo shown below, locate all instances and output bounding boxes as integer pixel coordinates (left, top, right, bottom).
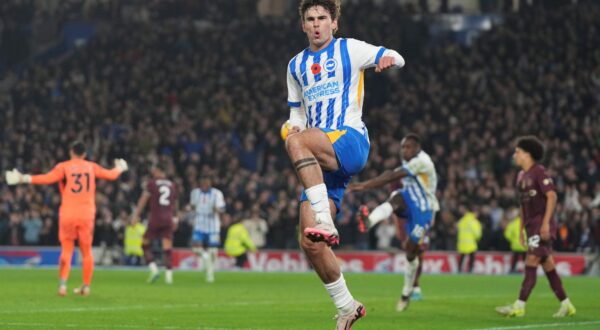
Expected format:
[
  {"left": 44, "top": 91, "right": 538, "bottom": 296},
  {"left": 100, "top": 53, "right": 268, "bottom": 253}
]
[
  {"left": 348, "top": 168, "right": 407, "bottom": 192},
  {"left": 94, "top": 159, "right": 128, "bottom": 181},
  {"left": 6, "top": 164, "right": 66, "bottom": 186},
  {"left": 5, "top": 168, "right": 32, "bottom": 185},
  {"left": 375, "top": 50, "right": 405, "bottom": 73}
]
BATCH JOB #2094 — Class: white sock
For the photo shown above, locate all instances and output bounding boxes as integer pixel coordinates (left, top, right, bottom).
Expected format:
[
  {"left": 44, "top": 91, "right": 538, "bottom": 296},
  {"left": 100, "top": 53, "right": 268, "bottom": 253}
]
[
  {"left": 149, "top": 261, "right": 159, "bottom": 274},
  {"left": 402, "top": 258, "right": 419, "bottom": 297},
  {"left": 369, "top": 202, "right": 393, "bottom": 227},
  {"left": 561, "top": 298, "right": 571, "bottom": 306},
  {"left": 413, "top": 286, "right": 421, "bottom": 294},
  {"left": 515, "top": 300, "right": 526, "bottom": 308},
  {"left": 209, "top": 248, "right": 218, "bottom": 271},
  {"left": 305, "top": 184, "right": 331, "bottom": 218},
  {"left": 193, "top": 248, "right": 204, "bottom": 270},
  {"left": 203, "top": 251, "right": 214, "bottom": 282},
  {"left": 165, "top": 270, "right": 173, "bottom": 283},
  {"left": 324, "top": 274, "right": 355, "bottom": 315}
]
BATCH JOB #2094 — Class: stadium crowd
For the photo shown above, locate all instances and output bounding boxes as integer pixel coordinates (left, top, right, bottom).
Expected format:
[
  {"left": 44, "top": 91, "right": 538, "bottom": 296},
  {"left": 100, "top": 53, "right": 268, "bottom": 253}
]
[{"left": 0, "top": 0, "right": 598, "bottom": 260}]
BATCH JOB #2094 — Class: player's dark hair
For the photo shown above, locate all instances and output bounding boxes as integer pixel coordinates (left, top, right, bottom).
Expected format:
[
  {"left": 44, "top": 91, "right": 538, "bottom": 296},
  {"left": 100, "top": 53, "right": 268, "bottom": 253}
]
[
  {"left": 517, "top": 135, "right": 545, "bottom": 162},
  {"left": 70, "top": 141, "right": 86, "bottom": 156},
  {"left": 151, "top": 162, "right": 166, "bottom": 172},
  {"left": 299, "top": 0, "right": 341, "bottom": 22},
  {"left": 404, "top": 133, "right": 422, "bottom": 146}
]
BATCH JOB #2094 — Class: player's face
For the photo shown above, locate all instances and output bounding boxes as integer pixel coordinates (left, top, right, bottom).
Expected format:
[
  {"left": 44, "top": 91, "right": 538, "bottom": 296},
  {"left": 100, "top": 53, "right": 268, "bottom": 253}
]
[
  {"left": 513, "top": 147, "right": 527, "bottom": 168},
  {"left": 400, "top": 139, "right": 418, "bottom": 161},
  {"left": 302, "top": 6, "right": 337, "bottom": 50},
  {"left": 200, "top": 178, "right": 211, "bottom": 190},
  {"left": 150, "top": 167, "right": 162, "bottom": 178}
]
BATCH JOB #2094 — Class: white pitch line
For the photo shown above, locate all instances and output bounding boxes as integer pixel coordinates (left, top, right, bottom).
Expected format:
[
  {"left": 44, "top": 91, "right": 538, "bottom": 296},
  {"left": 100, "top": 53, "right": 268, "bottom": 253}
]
[
  {"left": 469, "top": 320, "right": 600, "bottom": 330},
  {"left": 0, "top": 322, "right": 261, "bottom": 330},
  {"left": 0, "top": 301, "right": 280, "bottom": 315}
]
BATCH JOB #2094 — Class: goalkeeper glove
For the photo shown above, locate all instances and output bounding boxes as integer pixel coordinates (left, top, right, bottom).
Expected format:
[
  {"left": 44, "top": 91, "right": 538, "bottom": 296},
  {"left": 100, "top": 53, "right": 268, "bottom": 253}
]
[
  {"left": 114, "top": 159, "right": 128, "bottom": 172},
  {"left": 5, "top": 169, "right": 31, "bottom": 185}
]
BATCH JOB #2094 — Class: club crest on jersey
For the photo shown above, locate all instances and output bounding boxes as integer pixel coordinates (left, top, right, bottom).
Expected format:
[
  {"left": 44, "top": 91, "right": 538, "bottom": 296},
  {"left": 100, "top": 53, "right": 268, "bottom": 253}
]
[
  {"left": 311, "top": 63, "right": 322, "bottom": 75},
  {"left": 324, "top": 58, "right": 338, "bottom": 73},
  {"left": 543, "top": 178, "right": 553, "bottom": 185},
  {"left": 529, "top": 189, "right": 537, "bottom": 197}
]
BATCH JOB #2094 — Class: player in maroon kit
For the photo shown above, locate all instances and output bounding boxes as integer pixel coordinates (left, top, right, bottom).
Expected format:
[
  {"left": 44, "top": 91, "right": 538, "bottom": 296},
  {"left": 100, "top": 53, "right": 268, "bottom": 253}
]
[
  {"left": 496, "top": 136, "right": 576, "bottom": 317},
  {"left": 131, "top": 163, "right": 179, "bottom": 284}
]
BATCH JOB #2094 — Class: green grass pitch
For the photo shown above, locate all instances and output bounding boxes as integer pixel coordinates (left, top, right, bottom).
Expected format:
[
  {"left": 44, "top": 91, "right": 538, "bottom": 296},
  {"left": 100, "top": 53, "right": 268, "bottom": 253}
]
[{"left": 0, "top": 268, "right": 599, "bottom": 329}]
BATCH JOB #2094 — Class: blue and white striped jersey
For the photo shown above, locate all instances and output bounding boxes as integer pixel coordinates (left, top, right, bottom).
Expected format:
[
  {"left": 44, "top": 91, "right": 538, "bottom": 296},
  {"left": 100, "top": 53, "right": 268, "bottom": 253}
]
[
  {"left": 287, "top": 37, "right": 401, "bottom": 132},
  {"left": 190, "top": 187, "right": 225, "bottom": 233},
  {"left": 400, "top": 151, "right": 440, "bottom": 213}
]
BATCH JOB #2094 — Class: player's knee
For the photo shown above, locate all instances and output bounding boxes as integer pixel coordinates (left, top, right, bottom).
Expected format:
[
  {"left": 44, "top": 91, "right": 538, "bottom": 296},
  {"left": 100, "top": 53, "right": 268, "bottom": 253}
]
[
  {"left": 60, "top": 253, "right": 72, "bottom": 262},
  {"left": 80, "top": 245, "right": 93, "bottom": 258},
  {"left": 285, "top": 132, "right": 302, "bottom": 153},
  {"left": 299, "top": 236, "right": 321, "bottom": 255}
]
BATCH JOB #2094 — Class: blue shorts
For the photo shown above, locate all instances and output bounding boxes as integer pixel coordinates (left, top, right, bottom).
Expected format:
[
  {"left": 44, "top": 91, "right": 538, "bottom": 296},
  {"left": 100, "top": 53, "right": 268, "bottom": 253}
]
[
  {"left": 300, "top": 126, "right": 370, "bottom": 213},
  {"left": 192, "top": 231, "right": 220, "bottom": 247},
  {"left": 396, "top": 190, "right": 433, "bottom": 244}
]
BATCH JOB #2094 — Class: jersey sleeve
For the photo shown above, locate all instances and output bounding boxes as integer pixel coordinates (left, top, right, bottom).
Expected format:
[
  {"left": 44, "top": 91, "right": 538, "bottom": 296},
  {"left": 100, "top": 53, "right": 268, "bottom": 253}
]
[
  {"left": 348, "top": 38, "right": 387, "bottom": 70},
  {"left": 215, "top": 190, "right": 226, "bottom": 210},
  {"left": 402, "top": 157, "right": 426, "bottom": 177},
  {"left": 144, "top": 180, "right": 154, "bottom": 195},
  {"left": 287, "top": 58, "right": 303, "bottom": 108},
  {"left": 190, "top": 189, "right": 199, "bottom": 206},
  {"left": 287, "top": 57, "right": 307, "bottom": 129},
  {"left": 93, "top": 163, "right": 121, "bottom": 181},
  {"left": 536, "top": 168, "right": 556, "bottom": 194},
  {"left": 30, "top": 163, "right": 65, "bottom": 185}
]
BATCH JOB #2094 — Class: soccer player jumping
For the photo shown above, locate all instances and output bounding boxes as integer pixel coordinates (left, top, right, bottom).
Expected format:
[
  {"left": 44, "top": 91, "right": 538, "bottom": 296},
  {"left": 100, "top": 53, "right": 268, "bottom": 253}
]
[
  {"left": 348, "top": 134, "right": 438, "bottom": 312},
  {"left": 5, "top": 141, "right": 128, "bottom": 296},
  {"left": 495, "top": 136, "right": 576, "bottom": 318},
  {"left": 285, "top": 0, "right": 404, "bottom": 328}
]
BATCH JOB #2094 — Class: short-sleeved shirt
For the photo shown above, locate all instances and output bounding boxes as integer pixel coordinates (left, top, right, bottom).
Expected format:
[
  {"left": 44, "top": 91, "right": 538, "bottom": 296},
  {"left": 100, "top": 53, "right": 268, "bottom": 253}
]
[
  {"left": 190, "top": 187, "right": 225, "bottom": 233},
  {"left": 516, "top": 164, "right": 556, "bottom": 237},
  {"left": 399, "top": 150, "right": 440, "bottom": 213},
  {"left": 287, "top": 38, "right": 389, "bottom": 131},
  {"left": 146, "top": 179, "right": 177, "bottom": 227}
]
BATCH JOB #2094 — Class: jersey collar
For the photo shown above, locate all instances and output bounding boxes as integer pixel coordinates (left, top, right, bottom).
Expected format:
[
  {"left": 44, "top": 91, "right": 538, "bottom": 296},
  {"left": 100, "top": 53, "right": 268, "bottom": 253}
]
[{"left": 306, "top": 37, "right": 337, "bottom": 57}]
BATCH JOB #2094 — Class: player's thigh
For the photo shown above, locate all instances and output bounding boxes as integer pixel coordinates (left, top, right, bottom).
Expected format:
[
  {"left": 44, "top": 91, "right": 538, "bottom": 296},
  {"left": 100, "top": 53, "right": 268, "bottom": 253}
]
[
  {"left": 388, "top": 190, "right": 407, "bottom": 211},
  {"left": 286, "top": 128, "right": 338, "bottom": 171},
  {"left": 76, "top": 219, "right": 95, "bottom": 246},
  {"left": 525, "top": 253, "right": 542, "bottom": 267},
  {"left": 207, "top": 232, "right": 220, "bottom": 248},
  {"left": 144, "top": 225, "right": 159, "bottom": 244},
  {"left": 162, "top": 238, "right": 173, "bottom": 250},
  {"left": 59, "top": 220, "right": 78, "bottom": 243},
  {"left": 403, "top": 239, "right": 420, "bottom": 259},
  {"left": 160, "top": 226, "right": 174, "bottom": 249},
  {"left": 541, "top": 254, "right": 556, "bottom": 272}
]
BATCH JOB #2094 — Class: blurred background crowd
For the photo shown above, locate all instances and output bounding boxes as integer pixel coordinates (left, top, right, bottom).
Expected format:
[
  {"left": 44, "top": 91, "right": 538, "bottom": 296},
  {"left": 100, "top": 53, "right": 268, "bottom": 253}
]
[{"left": 0, "top": 0, "right": 598, "bottom": 263}]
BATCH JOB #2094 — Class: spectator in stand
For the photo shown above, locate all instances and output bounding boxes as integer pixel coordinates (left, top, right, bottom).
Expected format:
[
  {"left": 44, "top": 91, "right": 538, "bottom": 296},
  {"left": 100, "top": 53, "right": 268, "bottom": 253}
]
[{"left": 241, "top": 204, "right": 268, "bottom": 249}]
